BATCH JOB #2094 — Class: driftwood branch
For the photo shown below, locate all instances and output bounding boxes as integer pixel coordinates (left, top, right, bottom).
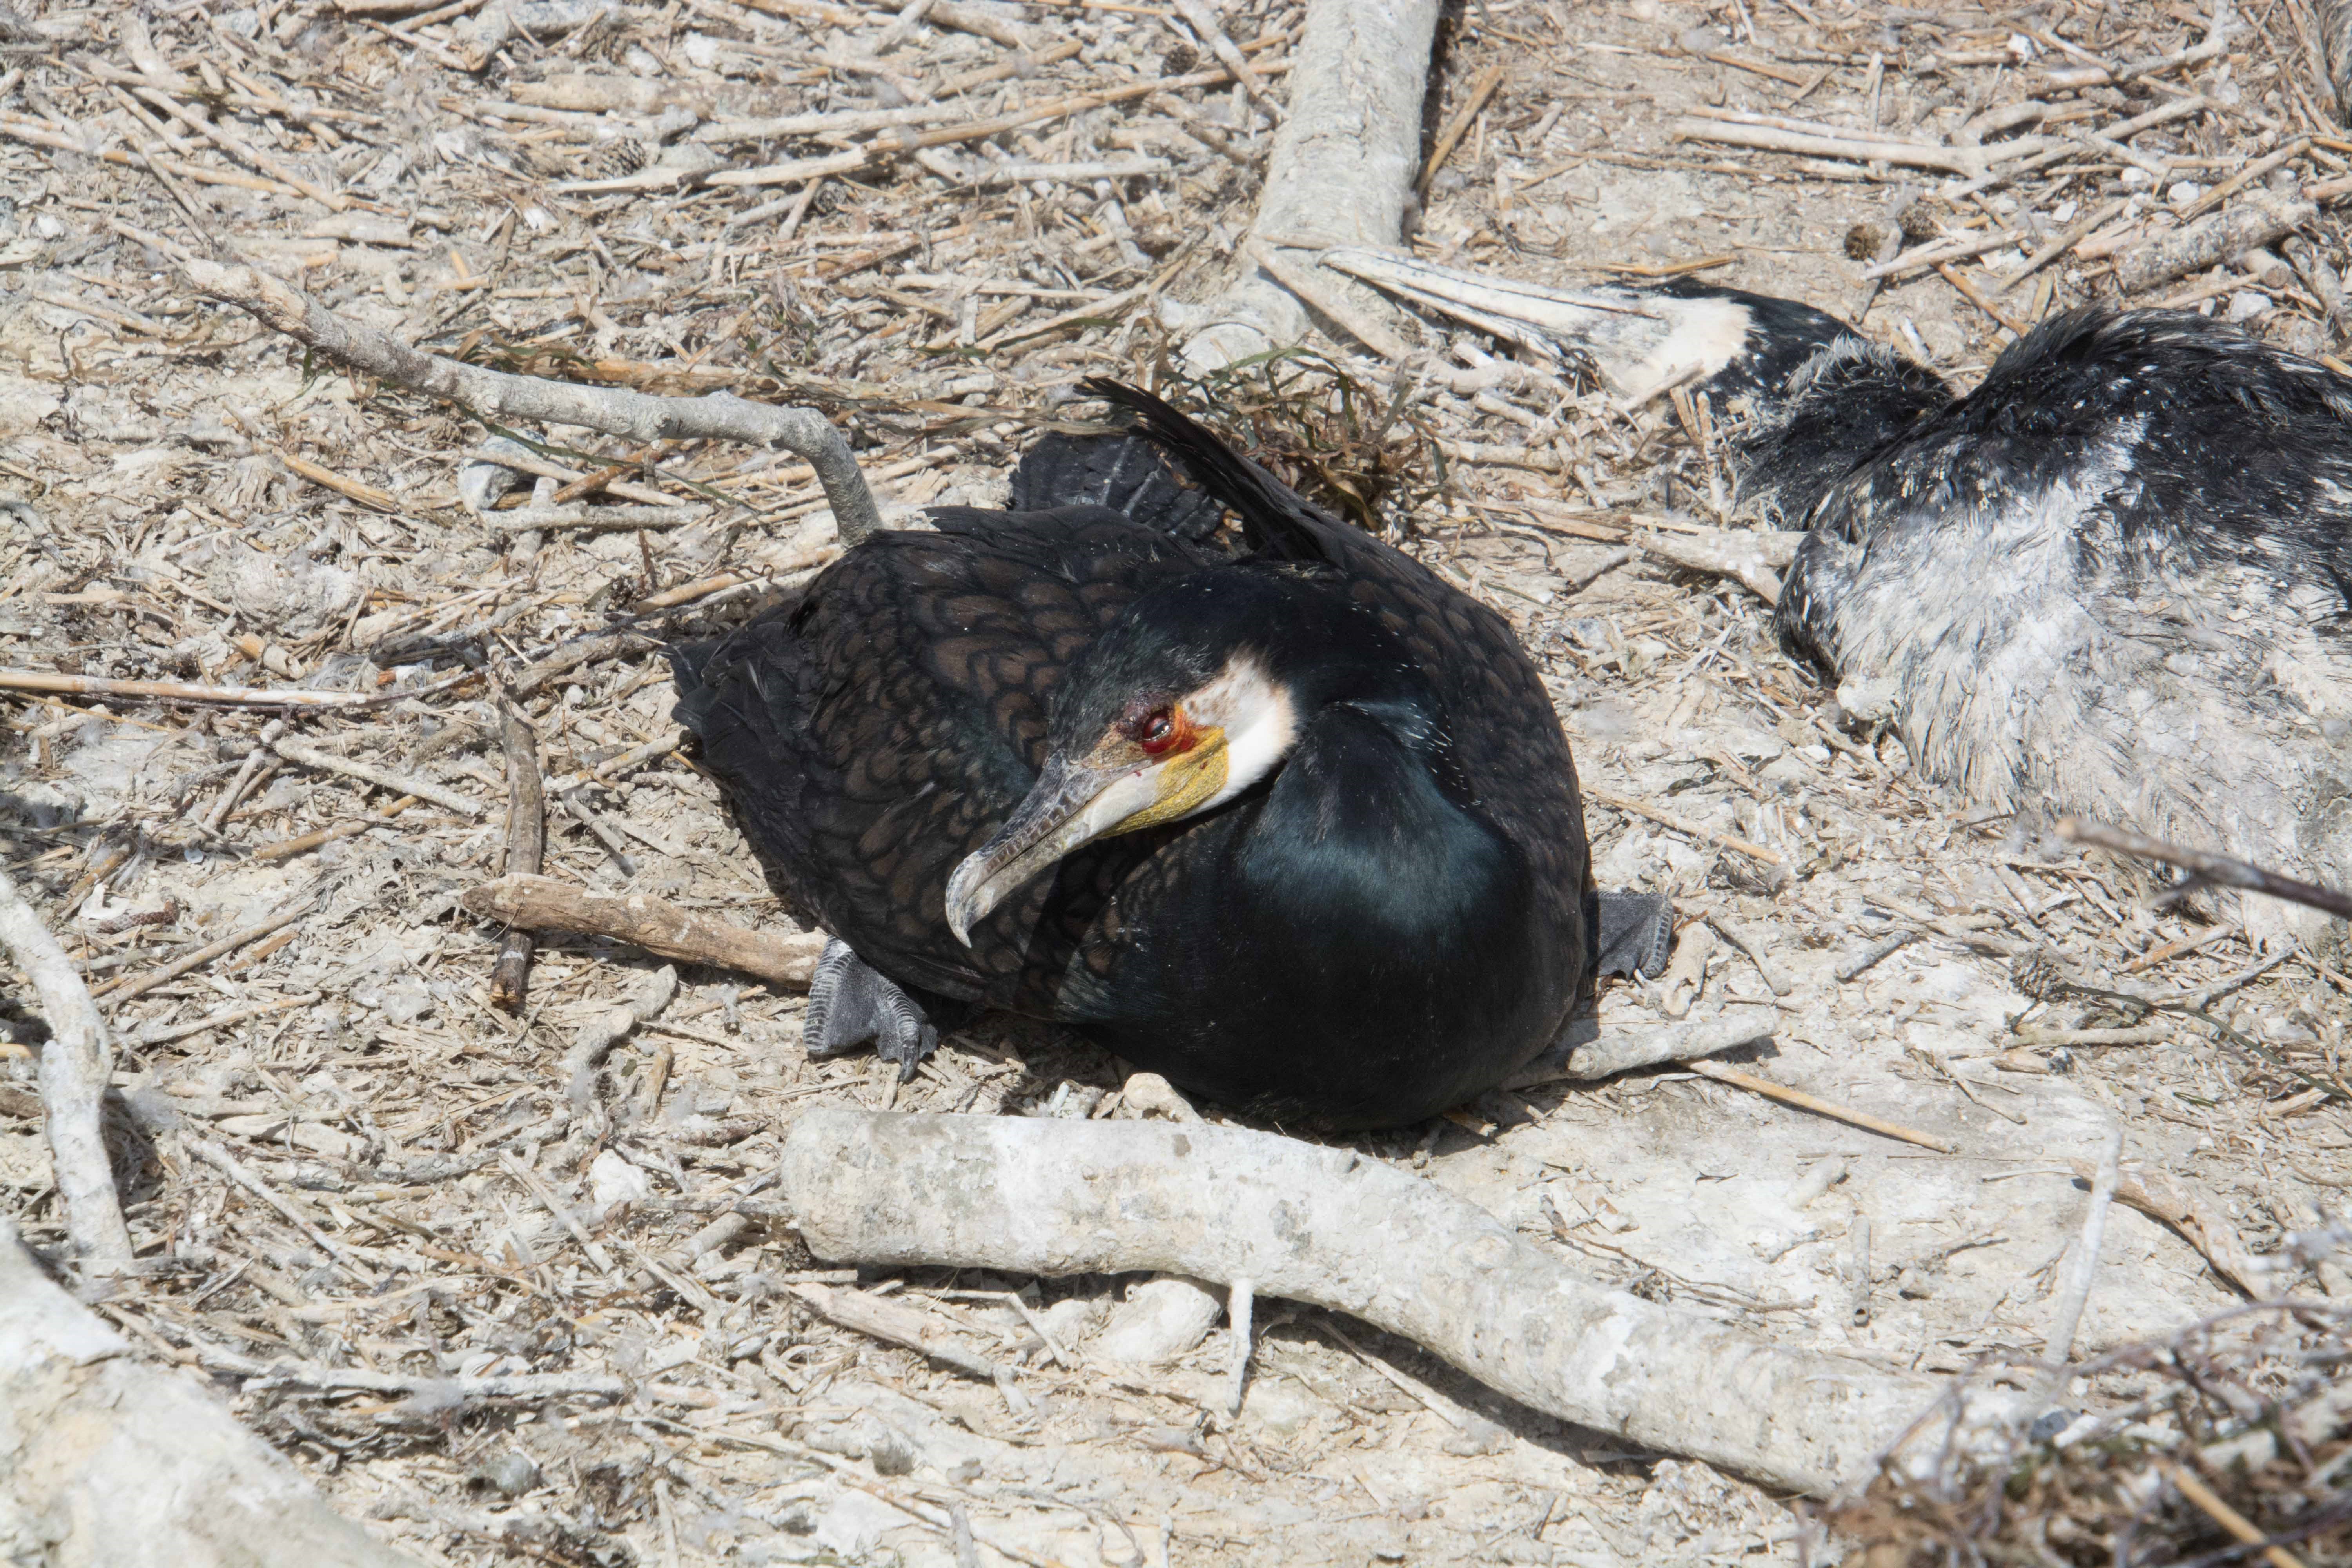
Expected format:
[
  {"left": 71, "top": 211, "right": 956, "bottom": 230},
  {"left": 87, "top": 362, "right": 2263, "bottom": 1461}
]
[
  {"left": 461, "top": 875, "right": 824, "bottom": 989},
  {"left": 0, "top": 1220, "right": 421, "bottom": 1566},
  {"left": 780, "top": 1109, "right": 2026, "bottom": 1497},
  {"left": 181, "top": 261, "right": 883, "bottom": 545},
  {"left": 0, "top": 869, "right": 131, "bottom": 1275},
  {"left": 1633, "top": 529, "right": 1800, "bottom": 607},
  {"left": 2058, "top": 817, "right": 2352, "bottom": 920},
  {"left": 1180, "top": 0, "right": 1442, "bottom": 367},
  {"left": 2111, "top": 192, "right": 2315, "bottom": 295}
]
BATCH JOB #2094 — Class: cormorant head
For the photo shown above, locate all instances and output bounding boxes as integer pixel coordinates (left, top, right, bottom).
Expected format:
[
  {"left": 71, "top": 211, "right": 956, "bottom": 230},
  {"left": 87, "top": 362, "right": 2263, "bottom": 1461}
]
[{"left": 943, "top": 570, "right": 1370, "bottom": 945}]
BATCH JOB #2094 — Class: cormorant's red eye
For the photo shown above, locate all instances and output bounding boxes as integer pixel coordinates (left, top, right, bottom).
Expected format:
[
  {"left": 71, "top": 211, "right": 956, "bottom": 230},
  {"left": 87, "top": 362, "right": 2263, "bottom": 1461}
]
[{"left": 1138, "top": 711, "right": 1178, "bottom": 753}]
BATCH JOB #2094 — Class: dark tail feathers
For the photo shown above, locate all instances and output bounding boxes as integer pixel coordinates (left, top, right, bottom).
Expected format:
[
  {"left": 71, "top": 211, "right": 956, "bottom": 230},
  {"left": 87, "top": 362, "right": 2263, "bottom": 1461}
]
[
  {"left": 1077, "top": 379, "right": 1340, "bottom": 563},
  {"left": 1009, "top": 431, "right": 1229, "bottom": 543}
]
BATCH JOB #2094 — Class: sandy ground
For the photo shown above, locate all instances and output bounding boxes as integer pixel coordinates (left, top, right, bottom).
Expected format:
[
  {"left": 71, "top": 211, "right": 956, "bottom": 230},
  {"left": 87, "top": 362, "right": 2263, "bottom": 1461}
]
[{"left": 1, "top": 0, "right": 2347, "bottom": 1562}]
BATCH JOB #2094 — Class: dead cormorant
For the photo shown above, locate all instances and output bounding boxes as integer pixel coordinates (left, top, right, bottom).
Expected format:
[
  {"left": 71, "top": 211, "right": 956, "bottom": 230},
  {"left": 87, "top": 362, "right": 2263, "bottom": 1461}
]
[
  {"left": 671, "top": 382, "right": 1669, "bottom": 1128},
  {"left": 1330, "top": 249, "right": 2352, "bottom": 946}
]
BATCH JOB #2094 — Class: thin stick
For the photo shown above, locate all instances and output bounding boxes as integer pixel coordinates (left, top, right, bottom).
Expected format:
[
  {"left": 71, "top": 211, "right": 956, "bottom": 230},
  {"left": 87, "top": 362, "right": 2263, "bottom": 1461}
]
[
  {"left": 203, "top": 719, "right": 285, "bottom": 835},
  {"left": 134, "top": 991, "right": 320, "bottom": 1048},
  {"left": 789, "top": 1281, "right": 1005, "bottom": 1380},
  {"left": 2160, "top": 1460, "right": 2311, "bottom": 1568},
  {"left": 1935, "top": 261, "right": 2031, "bottom": 334},
  {"left": 2058, "top": 817, "right": 2352, "bottom": 918},
  {"left": 92, "top": 900, "right": 318, "bottom": 1004},
  {"left": 1673, "top": 117, "right": 2007, "bottom": 174},
  {"left": 0, "top": 668, "right": 470, "bottom": 710},
  {"left": 0, "top": 867, "right": 132, "bottom": 1273},
  {"left": 181, "top": 261, "right": 882, "bottom": 545},
  {"left": 270, "top": 735, "right": 487, "bottom": 818},
  {"left": 1518, "top": 1006, "right": 1780, "bottom": 1084},
  {"left": 1419, "top": 64, "right": 1506, "bottom": 195},
  {"left": 1633, "top": 528, "right": 1788, "bottom": 606},
  {"left": 706, "top": 55, "right": 1296, "bottom": 190},
  {"left": 1708, "top": 916, "right": 1793, "bottom": 996},
  {"left": 2040, "top": 1124, "right": 2123, "bottom": 1391},
  {"left": 185, "top": 1134, "right": 380, "bottom": 1285},
  {"left": 2180, "top": 137, "right": 2310, "bottom": 222},
  {"left": 1837, "top": 929, "right": 1918, "bottom": 982},
  {"left": 1171, "top": 0, "right": 1274, "bottom": 114},
  {"left": 1684, "top": 1060, "right": 1957, "bottom": 1152},
  {"left": 250, "top": 795, "right": 419, "bottom": 862},
  {"left": 1995, "top": 197, "right": 2128, "bottom": 293},
  {"left": 1584, "top": 788, "right": 1784, "bottom": 865},
  {"left": 461, "top": 875, "right": 825, "bottom": 989},
  {"left": 1225, "top": 1277, "right": 1255, "bottom": 1416},
  {"left": 490, "top": 704, "right": 545, "bottom": 1012},
  {"left": 498, "top": 1152, "right": 617, "bottom": 1276}
]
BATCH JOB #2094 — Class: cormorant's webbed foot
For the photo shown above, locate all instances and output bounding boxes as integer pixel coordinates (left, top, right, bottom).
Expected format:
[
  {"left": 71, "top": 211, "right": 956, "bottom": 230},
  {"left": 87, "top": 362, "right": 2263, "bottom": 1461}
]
[
  {"left": 1588, "top": 891, "right": 1675, "bottom": 979},
  {"left": 804, "top": 939, "right": 939, "bottom": 1079}
]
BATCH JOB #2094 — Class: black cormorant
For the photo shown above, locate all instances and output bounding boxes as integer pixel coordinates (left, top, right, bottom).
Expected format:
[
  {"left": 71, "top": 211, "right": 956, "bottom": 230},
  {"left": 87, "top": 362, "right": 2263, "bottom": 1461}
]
[
  {"left": 671, "top": 382, "right": 1671, "bottom": 1129},
  {"left": 1330, "top": 249, "right": 2352, "bottom": 946}
]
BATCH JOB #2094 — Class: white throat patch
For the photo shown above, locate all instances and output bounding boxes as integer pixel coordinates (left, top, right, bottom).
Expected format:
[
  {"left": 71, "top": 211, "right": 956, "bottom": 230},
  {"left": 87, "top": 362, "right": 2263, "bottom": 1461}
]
[{"left": 1188, "top": 652, "right": 1298, "bottom": 812}]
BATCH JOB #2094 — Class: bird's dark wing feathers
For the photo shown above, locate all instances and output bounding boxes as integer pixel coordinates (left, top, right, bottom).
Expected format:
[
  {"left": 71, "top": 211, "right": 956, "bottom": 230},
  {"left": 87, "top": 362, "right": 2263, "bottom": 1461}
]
[
  {"left": 1081, "top": 378, "right": 1591, "bottom": 916},
  {"left": 1009, "top": 432, "right": 1230, "bottom": 542},
  {"left": 1842, "top": 309, "right": 2352, "bottom": 578},
  {"left": 673, "top": 507, "right": 1215, "bottom": 1002}
]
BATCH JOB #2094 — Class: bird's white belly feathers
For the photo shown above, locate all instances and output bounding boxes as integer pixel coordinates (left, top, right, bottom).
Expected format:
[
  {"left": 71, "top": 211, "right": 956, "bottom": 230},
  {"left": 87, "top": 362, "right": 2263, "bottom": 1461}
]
[{"left": 1807, "top": 424, "right": 2352, "bottom": 945}]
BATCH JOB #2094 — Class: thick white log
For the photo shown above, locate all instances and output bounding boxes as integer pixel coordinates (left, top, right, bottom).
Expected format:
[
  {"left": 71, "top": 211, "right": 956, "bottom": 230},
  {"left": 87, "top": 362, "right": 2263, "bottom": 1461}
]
[
  {"left": 1178, "top": 0, "right": 1443, "bottom": 368},
  {"left": 781, "top": 1109, "right": 2027, "bottom": 1497},
  {"left": 0, "top": 867, "right": 130, "bottom": 1274},
  {"left": 0, "top": 1221, "right": 422, "bottom": 1567}
]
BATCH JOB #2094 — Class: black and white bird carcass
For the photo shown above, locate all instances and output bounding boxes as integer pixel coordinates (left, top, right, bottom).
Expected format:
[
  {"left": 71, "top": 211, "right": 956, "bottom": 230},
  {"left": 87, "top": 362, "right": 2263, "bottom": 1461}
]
[{"left": 1330, "top": 247, "right": 2352, "bottom": 947}]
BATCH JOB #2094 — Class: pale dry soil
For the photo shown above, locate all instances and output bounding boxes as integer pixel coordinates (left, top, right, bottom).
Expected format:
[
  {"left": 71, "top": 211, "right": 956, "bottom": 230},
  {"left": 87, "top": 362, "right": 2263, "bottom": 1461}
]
[{"left": 0, "top": 0, "right": 2345, "bottom": 1563}]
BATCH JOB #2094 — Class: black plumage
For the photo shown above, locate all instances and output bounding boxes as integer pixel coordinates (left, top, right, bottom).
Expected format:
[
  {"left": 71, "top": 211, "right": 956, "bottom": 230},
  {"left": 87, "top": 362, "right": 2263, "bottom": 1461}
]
[
  {"left": 1488, "top": 280, "right": 2352, "bottom": 945},
  {"left": 673, "top": 383, "right": 1644, "bottom": 1129}
]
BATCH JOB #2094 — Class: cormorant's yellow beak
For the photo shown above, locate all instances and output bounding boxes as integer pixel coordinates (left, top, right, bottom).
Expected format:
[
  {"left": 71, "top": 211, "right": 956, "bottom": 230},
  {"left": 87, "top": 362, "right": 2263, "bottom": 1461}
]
[{"left": 942, "top": 731, "right": 1228, "bottom": 946}]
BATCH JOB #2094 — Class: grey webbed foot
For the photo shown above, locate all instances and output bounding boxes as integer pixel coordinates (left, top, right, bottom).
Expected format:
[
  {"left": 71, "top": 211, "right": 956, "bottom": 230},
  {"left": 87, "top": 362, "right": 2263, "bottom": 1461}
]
[
  {"left": 1588, "top": 891, "right": 1675, "bottom": 979},
  {"left": 804, "top": 938, "right": 939, "bottom": 1078}
]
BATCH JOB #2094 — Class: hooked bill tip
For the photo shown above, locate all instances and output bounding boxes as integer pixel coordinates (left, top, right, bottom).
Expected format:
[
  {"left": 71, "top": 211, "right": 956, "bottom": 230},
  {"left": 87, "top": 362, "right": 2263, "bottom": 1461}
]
[{"left": 942, "top": 856, "right": 986, "bottom": 948}]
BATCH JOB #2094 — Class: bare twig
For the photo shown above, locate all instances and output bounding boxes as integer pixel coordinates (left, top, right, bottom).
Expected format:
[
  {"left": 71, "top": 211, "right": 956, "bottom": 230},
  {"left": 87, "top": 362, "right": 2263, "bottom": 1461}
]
[
  {"left": 2041, "top": 1124, "right": 2124, "bottom": 1391},
  {"left": 1584, "top": 788, "right": 1785, "bottom": 865},
  {"left": 0, "top": 669, "right": 471, "bottom": 710},
  {"left": 0, "top": 867, "right": 131, "bottom": 1274},
  {"left": 2159, "top": 1460, "right": 2313, "bottom": 1568},
  {"left": 461, "top": 875, "right": 825, "bottom": 989},
  {"left": 490, "top": 704, "right": 546, "bottom": 1012},
  {"left": 1632, "top": 528, "right": 1797, "bottom": 606},
  {"left": 270, "top": 735, "right": 488, "bottom": 819},
  {"left": 1419, "top": 64, "right": 1504, "bottom": 195},
  {"left": 1685, "top": 1061, "right": 1958, "bottom": 1152},
  {"left": 789, "top": 1281, "right": 1004, "bottom": 1380},
  {"left": 1509, "top": 1007, "right": 1782, "bottom": 1087},
  {"left": 91, "top": 899, "right": 319, "bottom": 1005},
  {"left": 181, "top": 262, "right": 882, "bottom": 545},
  {"left": 184, "top": 1136, "right": 381, "bottom": 1285},
  {"left": 250, "top": 797, "right": 419, "bottom": 863},
  {"left": 2059, "top": 817, "right": 2352, "bottom": 918},
  {"left": 560, "top": 965, "right": 678, "bottom": 1123},
  {"left": 201, "top": 719, "right": 284, "bottom": 836}
]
